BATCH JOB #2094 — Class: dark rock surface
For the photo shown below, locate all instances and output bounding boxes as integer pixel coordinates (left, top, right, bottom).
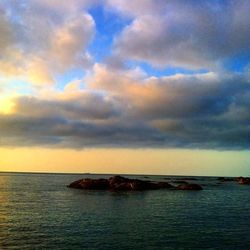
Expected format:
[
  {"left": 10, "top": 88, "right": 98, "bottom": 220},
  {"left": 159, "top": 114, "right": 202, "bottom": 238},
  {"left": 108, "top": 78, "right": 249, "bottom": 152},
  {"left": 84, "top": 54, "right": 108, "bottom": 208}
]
[
  {"left": 179, "top": 178, "right": 198, "bottom": 181},
  {"left": 157, "top": 182, "right": 175, "bottom": 189},
  {"left": 68, "top": 175, "right": 174, "bottom": 191},
  {"left": 108, "top": 175, "right": 160, "bottom": 190},
  {"left": 176, "top": 183, "right": 203, "bottom": 190},
  {"left": 217, "top": 177, "right": 235, "bottom": 182},
  {"left": 68, "top": 175, "right": 204, "bottom": 191},
  {"left": 68, "top": 178, "right": 109, "bottom": 190}
]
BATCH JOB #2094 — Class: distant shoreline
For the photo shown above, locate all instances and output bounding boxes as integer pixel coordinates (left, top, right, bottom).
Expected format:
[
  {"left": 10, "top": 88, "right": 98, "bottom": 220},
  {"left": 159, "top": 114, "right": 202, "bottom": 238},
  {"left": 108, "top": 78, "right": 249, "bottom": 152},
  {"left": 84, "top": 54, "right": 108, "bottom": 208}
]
[{"left": 0, "top": 170, "right": 243, "bottom": 178}]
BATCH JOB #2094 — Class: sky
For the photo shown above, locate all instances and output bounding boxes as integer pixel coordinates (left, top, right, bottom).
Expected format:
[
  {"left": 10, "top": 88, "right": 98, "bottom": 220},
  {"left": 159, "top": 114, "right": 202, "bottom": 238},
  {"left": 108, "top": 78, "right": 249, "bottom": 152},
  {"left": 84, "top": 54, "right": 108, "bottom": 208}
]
[{"left": 0, "top": 0, "right": 250, "bottom": 176}]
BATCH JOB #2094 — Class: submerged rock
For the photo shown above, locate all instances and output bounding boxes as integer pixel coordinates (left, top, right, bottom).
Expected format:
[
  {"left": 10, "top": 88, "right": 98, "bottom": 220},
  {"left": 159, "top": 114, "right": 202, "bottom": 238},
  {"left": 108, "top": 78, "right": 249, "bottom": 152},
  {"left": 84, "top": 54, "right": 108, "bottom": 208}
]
[
  {"left": 237, "top": 177, "right": 250, "bottom": 185},
  {"left": 68, "top": 175, "right": 175, "bottom": 191},
  {"left": 176, "top": 183, "right": 203, "bottom": 190}
]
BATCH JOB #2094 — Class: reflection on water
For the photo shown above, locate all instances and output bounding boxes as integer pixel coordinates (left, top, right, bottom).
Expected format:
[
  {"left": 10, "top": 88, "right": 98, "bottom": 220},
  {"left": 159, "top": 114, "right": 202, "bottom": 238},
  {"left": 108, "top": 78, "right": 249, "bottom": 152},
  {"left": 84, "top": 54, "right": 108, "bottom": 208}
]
[{"left": 1, "top": 172, "right": 250, "bottom": 249}]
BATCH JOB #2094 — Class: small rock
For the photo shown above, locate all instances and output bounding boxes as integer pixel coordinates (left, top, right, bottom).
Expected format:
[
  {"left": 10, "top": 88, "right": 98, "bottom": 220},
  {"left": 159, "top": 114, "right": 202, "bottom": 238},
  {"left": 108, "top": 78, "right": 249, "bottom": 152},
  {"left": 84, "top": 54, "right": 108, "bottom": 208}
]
[{"left": 176, "top": 183, "right": 203, "bottom": 190}]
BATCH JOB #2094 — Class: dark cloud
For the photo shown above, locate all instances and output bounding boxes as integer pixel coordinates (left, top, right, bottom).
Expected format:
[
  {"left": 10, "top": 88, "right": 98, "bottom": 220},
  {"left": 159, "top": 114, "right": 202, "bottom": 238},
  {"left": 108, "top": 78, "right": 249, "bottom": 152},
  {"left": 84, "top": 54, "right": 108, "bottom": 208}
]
[
  {"left": 0, "top": 13, "right": 12, "bottom": 53},
  {"left": 131, "top": 74, "right": 250, "bottom": 120},
  {"left": 1, "top": 112, "right": 250, "bottom": 149},
  {"left": 0, "top": 115, "right": 164, "bottom": 148},
  {"left": 14, "top": 94, "right": 121, "bottom": 120}
]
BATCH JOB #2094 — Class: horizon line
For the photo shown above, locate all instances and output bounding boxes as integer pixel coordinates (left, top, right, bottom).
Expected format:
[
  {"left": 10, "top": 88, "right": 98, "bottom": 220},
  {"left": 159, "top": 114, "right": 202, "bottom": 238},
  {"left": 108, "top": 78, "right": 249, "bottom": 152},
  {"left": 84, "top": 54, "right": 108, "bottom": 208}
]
[{"left": 0, "top": 170, "right": 244, "bottom": 178}]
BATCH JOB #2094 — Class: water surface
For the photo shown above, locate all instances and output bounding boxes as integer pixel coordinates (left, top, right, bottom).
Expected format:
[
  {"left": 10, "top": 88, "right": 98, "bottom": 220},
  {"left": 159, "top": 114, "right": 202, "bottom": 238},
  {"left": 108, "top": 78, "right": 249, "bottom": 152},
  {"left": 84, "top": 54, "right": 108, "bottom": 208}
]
[{"left": 1, "top": 173, "right": 250, "bottom": 249}]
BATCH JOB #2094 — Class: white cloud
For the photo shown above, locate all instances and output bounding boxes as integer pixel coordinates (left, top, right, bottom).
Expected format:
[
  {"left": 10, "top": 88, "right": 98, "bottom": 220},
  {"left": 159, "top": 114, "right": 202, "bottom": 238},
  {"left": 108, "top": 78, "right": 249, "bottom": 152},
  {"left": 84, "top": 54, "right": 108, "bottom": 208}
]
[
  {"left": 111, "top": 0, "right": 250, "bottom": 69},
  {"left": 0, "top": 1, "right": 95, "bottom": 86},
  {"left": 51, "top": 14, "right": 94, "bottom": 71},
  {"left": 106, "top": 0, "right": 168, "bottom": 17}
]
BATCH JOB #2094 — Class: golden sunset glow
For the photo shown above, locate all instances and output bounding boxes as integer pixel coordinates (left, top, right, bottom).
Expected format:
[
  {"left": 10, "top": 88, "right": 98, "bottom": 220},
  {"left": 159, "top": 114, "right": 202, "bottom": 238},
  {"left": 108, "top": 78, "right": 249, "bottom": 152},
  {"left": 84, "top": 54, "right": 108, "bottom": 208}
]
[
  {"left": 0, "top": 147, "right": 249, "bottom": 176},
  {"left": 0, "top": 96, "right": 15, "bottom": 114}
]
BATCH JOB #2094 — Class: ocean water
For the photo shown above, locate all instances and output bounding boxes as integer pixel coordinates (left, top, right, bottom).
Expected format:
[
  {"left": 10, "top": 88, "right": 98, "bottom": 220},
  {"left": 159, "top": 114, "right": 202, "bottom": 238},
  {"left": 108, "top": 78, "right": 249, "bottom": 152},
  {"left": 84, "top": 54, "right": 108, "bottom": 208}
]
[{"left": 0, "top": 173, "right": 250, "bottom": 249}]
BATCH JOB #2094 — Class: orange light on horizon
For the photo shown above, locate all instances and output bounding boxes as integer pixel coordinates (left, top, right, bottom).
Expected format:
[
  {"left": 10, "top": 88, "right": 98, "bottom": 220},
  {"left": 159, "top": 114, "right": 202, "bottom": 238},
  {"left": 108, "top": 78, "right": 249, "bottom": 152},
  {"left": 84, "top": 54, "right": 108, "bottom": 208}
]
[{"left": 0, "top": 96, "right": 16, "bottom": 114}]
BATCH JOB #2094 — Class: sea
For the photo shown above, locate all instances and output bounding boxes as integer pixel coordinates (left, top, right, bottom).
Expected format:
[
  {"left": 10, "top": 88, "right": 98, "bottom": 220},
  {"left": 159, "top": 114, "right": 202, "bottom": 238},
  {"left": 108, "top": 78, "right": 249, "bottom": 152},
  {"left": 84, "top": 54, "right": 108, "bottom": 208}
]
[{"left": 0, "top": 172, "right": 250, "bottom": 249}]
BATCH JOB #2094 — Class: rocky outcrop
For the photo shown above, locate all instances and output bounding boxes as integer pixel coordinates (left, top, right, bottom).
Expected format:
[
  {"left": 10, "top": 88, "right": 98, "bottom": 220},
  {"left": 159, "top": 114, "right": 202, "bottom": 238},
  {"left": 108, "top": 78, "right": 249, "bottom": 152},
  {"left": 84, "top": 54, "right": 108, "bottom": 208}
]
[
  {"left": 108, "top": 175, "right": 160, "bottom": 190},
  {"left": 217, "top": 177, "right": 235, "bottom": 182},
  {"left": 176, "top": 183, "right": 203, "bottom": 190},
  {"left": 237, "top": 177, "right": 250, "bottom": 185},
  {"left": 68, "top": 175, "right": 203, "bottom": 191},
  {"left": 68, "top": 175, "right": 173, "bottom": 191},
  {"left": 68, "top": 178, "right": 109, "bottom": 190},
  {"left": 157, "top": 182, "right": 175, "bottom": 189},
  {"left": 68, "top": 175, "right": 170, "bottom": 191},
  {"left": 179, "top": 178, "right": 198, "bottom": 181}
]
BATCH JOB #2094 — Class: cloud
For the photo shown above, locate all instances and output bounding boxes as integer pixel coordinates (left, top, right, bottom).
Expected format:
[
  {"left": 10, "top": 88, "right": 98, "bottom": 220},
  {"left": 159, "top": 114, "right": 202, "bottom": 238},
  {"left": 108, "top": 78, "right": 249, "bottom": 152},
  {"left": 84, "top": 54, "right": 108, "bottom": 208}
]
[
  {"left": 0, "top": 1, "right": 95, "bottom": 85},
  {"left": 106, "top": 0, "right": 168, "bottom": 17},
  {"left": 0, "top": 114, "right": 164, "bottom": 148},
  {"left": 111, "top": 0, "right": 250, "bottom": 69},
  {"left": 13, "top": 92, "right": 120, "bottom": 121},
  {"left": 50, "top": 14, "right": 94, "bottom": 71},
  {"left": 88, "top": 64, "right": 250, "bottom": 120},
  {"left": 1, "top": 64, "right": 250, "bottom": 149},
  {"left": 0, "top": 13, "right": 12, "bottom": 53},
  {"left": 1, "top": 1, "right": 250, "bottom": 150}
]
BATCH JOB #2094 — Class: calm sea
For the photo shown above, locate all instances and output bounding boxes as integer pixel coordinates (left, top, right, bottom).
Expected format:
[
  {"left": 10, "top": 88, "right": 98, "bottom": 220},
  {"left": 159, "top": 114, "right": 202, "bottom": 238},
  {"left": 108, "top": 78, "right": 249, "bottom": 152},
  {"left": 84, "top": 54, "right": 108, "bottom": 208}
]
[{"left": 0, "top": 172, "right": 250, "bottom": 249}]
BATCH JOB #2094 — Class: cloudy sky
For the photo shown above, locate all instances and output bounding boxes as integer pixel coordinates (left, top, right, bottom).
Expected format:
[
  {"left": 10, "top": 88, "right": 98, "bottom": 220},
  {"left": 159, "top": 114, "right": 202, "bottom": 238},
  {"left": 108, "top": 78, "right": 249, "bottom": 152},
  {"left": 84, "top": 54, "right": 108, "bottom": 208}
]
[{"left": 0, "top": 0, "right": 250, "bottom": 175}]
